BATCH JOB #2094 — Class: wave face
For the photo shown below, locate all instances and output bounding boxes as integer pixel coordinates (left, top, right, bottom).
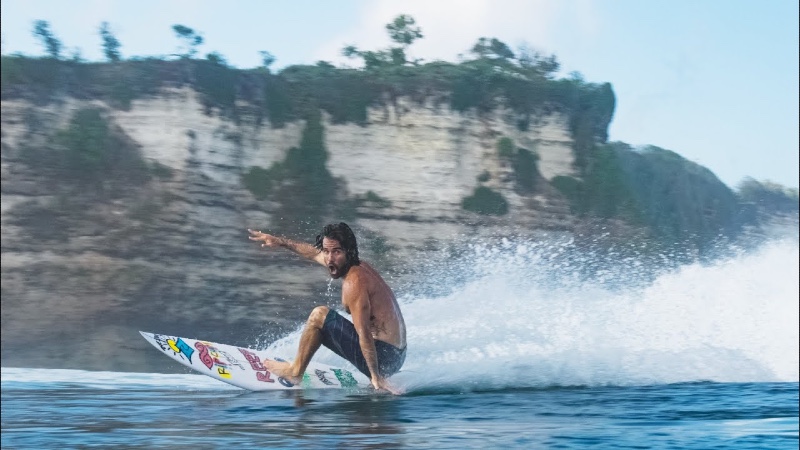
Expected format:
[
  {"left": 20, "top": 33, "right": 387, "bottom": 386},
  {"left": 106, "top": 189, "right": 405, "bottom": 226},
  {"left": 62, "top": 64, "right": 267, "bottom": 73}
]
[{"left": 266, "top": 233, "right": 799, "bottom": 391}]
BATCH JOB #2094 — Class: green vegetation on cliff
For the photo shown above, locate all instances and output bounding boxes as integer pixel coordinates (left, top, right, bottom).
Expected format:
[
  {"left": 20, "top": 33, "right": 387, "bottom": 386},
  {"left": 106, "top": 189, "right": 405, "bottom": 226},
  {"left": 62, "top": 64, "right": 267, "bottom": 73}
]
[
  {"left": 736, "top": 178, "right": 799, "bottom": 227},
  {"left": 20, "top": 107, "right": 151, "bottom": 189},
  {"left": 462, "top": 186, "right": 509, "bottom": 216},
  {"left": 3, "top": 15, "right": 793, "bottom": 255},
  {"left": 553, "top": 142, "right": 754, "bottom": 251},
  {"left": 1, "top": 17, "right": 614, "bottom": 156},
  {"left": 241, "top": 109, "right": 350, "bottom": 234},
  {"left": 737, "top": 178, "right": 799, "bottom": 215},
  {"left": 616, "top": 144, "right": 741, "bottom": 251}
]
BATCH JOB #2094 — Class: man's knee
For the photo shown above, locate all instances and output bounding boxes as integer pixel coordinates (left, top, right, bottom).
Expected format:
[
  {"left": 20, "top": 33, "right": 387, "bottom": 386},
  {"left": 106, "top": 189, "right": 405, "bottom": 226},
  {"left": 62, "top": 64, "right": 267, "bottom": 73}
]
[{"left": 308, "top": 306, "right": 329, "bottom": 328}]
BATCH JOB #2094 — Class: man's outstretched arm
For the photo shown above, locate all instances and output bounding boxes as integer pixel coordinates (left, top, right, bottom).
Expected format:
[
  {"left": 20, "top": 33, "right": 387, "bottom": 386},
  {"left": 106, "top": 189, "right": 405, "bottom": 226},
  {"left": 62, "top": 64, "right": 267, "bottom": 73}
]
[{"left": 248, "top": 229, "right": 325, "bottom": 266}]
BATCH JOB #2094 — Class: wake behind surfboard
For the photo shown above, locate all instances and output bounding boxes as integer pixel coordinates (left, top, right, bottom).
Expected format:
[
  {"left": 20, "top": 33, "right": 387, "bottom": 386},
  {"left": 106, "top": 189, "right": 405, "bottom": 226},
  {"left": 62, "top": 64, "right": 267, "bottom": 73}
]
[{"left": 139, "top": 331, "right": 370, "bottom": 390}]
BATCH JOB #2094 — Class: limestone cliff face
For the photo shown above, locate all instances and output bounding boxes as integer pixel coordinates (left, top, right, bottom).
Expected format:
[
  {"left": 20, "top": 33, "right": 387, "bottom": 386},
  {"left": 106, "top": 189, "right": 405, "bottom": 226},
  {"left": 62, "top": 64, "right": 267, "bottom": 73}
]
[
  {"left": 109, "top": 87, "right": 577, "bottom": 238},
  {"left": 0, "top": 88, "right": 576, "bottom": 372}
]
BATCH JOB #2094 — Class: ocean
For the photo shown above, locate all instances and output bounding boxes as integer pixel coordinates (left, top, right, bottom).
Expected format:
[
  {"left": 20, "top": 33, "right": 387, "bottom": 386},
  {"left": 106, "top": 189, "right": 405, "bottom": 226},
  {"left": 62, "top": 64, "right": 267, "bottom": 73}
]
[{"left": 2, "top": 235, "right": 798, "bottom": 449}]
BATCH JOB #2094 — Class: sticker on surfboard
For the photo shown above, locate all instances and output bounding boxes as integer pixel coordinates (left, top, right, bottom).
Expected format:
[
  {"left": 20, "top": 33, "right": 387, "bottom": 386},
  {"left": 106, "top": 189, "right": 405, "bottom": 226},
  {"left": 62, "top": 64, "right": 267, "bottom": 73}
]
[{"left": 139, "top": 331, "right": 369, "bottom": 390}]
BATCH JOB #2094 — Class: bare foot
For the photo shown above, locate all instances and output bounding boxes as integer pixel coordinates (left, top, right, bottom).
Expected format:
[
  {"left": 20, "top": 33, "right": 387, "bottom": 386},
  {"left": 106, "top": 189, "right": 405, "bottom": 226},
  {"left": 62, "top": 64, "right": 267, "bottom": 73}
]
[{"left": 263, "top": 359, "right": 302, "bottom": 384}]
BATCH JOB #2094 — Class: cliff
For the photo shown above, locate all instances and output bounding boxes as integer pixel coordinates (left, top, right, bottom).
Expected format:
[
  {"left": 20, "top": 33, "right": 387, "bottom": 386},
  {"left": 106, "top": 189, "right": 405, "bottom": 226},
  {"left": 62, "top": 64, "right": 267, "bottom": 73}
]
[{"left": 1, "top": 87, "right": 580, "bottom": 372}]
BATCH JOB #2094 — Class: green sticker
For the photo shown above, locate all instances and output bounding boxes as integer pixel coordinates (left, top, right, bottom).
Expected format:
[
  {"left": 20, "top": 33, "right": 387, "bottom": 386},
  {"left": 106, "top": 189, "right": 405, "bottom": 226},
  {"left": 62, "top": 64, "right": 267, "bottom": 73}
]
[{"left": 332, "top": 368, "right": 357, "bottom": 387}]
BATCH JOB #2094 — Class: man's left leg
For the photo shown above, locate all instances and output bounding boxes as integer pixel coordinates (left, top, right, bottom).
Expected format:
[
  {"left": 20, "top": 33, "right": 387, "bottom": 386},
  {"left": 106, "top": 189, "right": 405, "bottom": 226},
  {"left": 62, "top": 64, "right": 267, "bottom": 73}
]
[{"left": 263, "top": 305, "right": 329, "bottom": 383}]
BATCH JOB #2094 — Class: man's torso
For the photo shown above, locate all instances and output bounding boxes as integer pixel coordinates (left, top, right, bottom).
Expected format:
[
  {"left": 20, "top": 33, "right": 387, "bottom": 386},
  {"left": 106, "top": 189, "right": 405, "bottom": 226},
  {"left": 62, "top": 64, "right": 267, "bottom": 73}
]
[{"left": 343, "top": 263, "right": 406, "bottom": 349}]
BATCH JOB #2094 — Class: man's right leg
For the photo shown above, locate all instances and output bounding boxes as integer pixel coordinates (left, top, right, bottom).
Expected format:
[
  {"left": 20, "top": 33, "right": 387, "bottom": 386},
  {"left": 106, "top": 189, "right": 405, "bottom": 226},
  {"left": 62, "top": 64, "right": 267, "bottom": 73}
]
[{"left": 263, "top": 305, "right": 329, "bottom": 383}]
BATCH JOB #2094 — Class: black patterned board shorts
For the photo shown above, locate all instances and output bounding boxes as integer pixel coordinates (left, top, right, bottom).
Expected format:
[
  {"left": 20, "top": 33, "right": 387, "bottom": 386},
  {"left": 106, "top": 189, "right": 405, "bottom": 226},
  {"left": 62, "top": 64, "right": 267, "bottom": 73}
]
[{"left": 320, "top": 309, "right": 406, "bottom": 378}]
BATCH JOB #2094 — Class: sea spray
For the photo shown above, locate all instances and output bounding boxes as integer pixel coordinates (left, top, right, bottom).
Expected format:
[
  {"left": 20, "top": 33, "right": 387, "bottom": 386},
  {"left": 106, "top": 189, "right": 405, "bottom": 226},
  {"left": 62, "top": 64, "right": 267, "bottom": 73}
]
[{"left": 265, "top": 235, "right": 799, "bottom": 392}]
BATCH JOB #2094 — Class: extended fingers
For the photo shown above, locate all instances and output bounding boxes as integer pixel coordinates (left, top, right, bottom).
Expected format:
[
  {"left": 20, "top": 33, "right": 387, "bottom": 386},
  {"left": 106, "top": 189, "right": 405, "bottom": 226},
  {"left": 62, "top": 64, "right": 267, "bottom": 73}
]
[
  {"left": 248, "top": 229, "right": 265, "bottom": 239},
  {"left": 248, "top": 229, "right": 274, "bottom": 249}
]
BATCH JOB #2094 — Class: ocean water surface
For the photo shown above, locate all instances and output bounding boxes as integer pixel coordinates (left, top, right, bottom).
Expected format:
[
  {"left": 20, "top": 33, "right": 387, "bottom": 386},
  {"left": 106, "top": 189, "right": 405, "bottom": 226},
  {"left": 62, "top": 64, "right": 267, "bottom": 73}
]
[{"left": 3, "top": 235, "right": 798, "bottom": 448}]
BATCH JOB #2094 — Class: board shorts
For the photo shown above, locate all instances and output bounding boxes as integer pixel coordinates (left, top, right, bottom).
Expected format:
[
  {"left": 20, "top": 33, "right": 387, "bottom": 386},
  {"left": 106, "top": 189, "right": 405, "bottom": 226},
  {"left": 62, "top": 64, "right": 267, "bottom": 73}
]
[{"left": 320, "top": 309, "right": 406, "bottom": 378}]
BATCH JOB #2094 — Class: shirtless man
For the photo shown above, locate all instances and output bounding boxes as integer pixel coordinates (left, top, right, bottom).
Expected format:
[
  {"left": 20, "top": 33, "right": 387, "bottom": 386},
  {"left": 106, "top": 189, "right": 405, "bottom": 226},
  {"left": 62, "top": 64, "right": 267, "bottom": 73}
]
[{"left": 248, "top": 222, "right": 406, "bottom": 394}]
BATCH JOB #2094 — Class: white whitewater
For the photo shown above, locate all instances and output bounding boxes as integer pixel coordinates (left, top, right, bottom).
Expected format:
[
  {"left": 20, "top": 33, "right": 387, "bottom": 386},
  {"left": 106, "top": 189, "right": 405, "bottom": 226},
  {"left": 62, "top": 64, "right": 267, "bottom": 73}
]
[{"left": 269, "top": 233, "right": 800, "bottom": 391}]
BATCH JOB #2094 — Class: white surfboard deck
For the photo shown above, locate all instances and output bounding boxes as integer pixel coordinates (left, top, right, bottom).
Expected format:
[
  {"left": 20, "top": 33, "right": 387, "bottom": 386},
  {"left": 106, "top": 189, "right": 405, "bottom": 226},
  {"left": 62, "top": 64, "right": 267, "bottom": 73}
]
[{"left": 140, "top": 331, "right": 370, "bottom": 391}]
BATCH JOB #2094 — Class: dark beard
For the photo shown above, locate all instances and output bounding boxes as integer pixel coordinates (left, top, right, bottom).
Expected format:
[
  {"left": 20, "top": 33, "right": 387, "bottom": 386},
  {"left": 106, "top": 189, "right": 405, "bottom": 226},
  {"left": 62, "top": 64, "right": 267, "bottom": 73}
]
[{"left": 329, "top": 261, "right": 352, "bottom": 279}]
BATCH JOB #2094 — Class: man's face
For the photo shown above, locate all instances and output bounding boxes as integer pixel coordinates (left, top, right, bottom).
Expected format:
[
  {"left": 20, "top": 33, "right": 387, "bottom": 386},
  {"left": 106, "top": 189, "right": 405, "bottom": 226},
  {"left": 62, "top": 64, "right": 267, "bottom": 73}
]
[{"left": 322, "top": 237, "right": 348, "bottom": 279}]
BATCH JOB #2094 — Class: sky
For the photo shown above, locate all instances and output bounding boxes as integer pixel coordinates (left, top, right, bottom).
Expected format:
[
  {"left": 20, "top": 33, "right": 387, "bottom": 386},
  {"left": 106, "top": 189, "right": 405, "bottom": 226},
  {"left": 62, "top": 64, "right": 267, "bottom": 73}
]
[{"left": 2, "top": 0, "right": 798, "bottom": 189}]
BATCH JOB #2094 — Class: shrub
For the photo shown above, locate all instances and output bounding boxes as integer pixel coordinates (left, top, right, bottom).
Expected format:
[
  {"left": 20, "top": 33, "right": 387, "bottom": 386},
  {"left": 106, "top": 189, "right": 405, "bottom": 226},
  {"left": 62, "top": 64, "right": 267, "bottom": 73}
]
[
  {"left": 54, "top": 108, "right": 110, "bottom": 175},
  {"left": 551, "top": 175, "right": 581, "bottom": 200},
  {"left": 512, "top": 147, "right": 539, "bottom": 192},
  {"left": 55, "top": 108, "right": 149, "bottom": 186},
  {"left": 497, "top": 137, "right": 514, "bottom": 158},
  {"left": 194, "top": 59, "right": 238, "bottom": 114},
  {"left": 242, "top": 166, "right": 274, "bottom": 200},
  {"left": 462, "top": 186, "right": 508, "bottom": 215}
]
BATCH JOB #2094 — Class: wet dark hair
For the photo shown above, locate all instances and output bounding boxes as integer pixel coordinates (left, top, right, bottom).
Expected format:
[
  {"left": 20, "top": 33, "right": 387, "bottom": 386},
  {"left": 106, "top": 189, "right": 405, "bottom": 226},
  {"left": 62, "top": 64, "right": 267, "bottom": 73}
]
[{"left": 314, "top": 222, "right": 360, "bottom": 266}]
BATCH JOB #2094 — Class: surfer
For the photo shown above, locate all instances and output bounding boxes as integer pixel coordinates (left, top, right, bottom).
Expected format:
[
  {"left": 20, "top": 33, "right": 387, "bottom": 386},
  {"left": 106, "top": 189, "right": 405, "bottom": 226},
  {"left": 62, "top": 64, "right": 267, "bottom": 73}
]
[{"left": 248, "top": 222, "right": 406, "bottom": 394}]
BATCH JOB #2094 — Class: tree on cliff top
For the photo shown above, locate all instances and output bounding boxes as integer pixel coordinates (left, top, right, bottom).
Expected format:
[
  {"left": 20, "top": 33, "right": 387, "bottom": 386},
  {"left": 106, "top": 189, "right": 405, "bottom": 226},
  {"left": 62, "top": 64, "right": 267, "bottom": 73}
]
[
  {"left": 32, "top": 20, "right": 62, "bottom": 59},
  {"left": 470, "top": 37, "right": 515, "bottom": 62},
  {"left": 466, "top": 37, "right": 560, "bottom": 80},
  {"left": 172, "top": 24, "right": 204, "bottom": 59},
  {"left": 386, "top": 14, "right": 424, "bottom": 46},
  {"left": 98, "top": 22, "right": 122, "bottom": 62},
  {"left": 343, "top": 14, "right": 423, "bottom": 68}
]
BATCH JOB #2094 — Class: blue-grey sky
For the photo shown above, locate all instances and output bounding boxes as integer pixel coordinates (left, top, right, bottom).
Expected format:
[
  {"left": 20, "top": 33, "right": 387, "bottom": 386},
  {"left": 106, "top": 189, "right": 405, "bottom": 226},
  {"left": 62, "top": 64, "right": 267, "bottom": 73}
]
[{"left": 2, "top": 0, "right": 797, "bottom": 188}]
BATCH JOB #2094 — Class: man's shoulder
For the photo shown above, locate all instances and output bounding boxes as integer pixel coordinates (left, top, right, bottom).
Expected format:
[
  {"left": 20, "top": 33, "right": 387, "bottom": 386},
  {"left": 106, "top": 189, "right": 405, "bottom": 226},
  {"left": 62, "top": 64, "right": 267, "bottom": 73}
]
[
  {"left": 344, "top": 263, "right": 382, "bottom": 286},
  {"left": 342, "top": 264, "right": 366, "bottom": 284},
  {"left": 349, "top": 263, "right": 371, "bottom": 277}
]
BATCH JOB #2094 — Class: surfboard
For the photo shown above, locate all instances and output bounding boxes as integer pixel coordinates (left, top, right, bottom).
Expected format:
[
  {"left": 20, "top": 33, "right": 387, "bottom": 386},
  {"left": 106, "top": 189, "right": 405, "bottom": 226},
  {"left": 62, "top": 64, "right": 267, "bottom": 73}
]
[{"left": 139, "top": 331, "right": 370, "bottom": 391}]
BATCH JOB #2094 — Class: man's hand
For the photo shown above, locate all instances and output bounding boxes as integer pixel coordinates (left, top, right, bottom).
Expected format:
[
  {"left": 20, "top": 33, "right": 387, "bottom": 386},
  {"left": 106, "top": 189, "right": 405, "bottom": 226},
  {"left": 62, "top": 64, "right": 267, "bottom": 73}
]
[
  {"left": 371, "top": 376, "right": 403, "bottom": 395},
  {"left": 248, "top": 229, "right": 282, "bottom": 248}
]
